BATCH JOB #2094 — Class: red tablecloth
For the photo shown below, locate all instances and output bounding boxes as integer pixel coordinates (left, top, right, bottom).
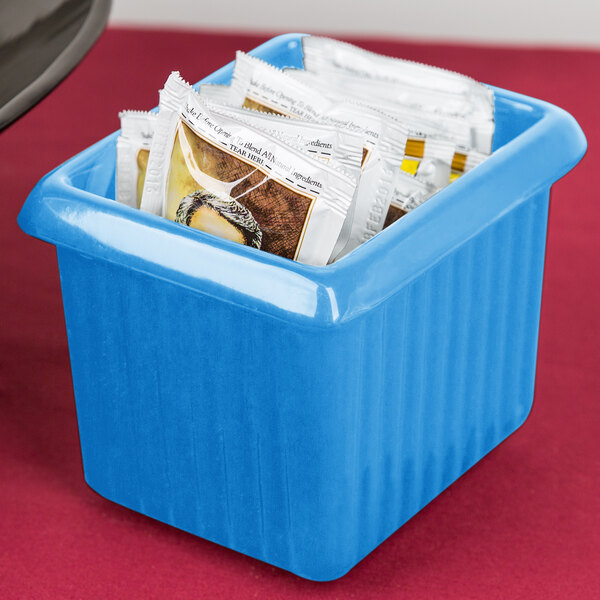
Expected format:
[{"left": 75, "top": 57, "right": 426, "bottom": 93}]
[{"left": 1, "top": 28, "right": 598, "bottom": 599}]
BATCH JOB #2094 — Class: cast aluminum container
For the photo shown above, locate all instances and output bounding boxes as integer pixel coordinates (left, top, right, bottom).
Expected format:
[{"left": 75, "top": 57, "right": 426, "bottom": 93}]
[{"left": 17, "top": 34, "right": 586, "bottom": 581}]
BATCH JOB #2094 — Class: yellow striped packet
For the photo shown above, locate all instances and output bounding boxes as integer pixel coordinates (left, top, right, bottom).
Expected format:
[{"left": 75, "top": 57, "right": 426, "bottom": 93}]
[{"left": 449, "top": 147, "right": 488, "bottom": 182}]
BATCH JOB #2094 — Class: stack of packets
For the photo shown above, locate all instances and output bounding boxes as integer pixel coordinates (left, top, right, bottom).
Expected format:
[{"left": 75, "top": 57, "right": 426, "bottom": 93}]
[{"left": 116, "top": 37, "right": 494, "bottom": 266}]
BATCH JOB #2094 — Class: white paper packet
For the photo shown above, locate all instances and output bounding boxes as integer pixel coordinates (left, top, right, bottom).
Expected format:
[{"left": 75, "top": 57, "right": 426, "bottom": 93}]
[
  {"left": 286, "top": 68, "right": 488, "bottom": 185},
  {"left": 336, "top": 163, "right": 437, "bottom": 259},
  {"left": 206, "top": 102, "right": 363, "bottom": 177},
  {"left": 289, "top": 65, "right": 491, "bottom": 127},
  {"left": 116, "top": 111, "right": 157, "bottom": 208},
  {"left": 201, "top": 70, "right": 387, "bottom": 171},
  {"left": 322, "top": 102, "right": 415, "bottom": 261},
  {"left": 300, "top": 36, "right": 494, "bottom": 146},
  {"left": 286, "top": 67, "right": 489, "bottom": 155},
  {"left": 200, "top": 59, "right": 407, "bottom": 259},
  {"left": 140, "top": 72, "right": 357, "bottom": 266},
  {"left": 344, "top": 143, "right": 486, "bottom": 254},
  {"left": 201, "top": 53, "right": 456, "bottom": 186},
  {"left": 302, "top": 37, "right": 491, "bottom": 95},
  {"left": 322, "top": 100, "right": 453, "bottom": 213},
  {"left": 201, "top": 54, "right": 454, "bottom": 261},
  {"left": 219, "top": 51, "right": 333, "bottom": 119},
  {"left": 379, "top": 148, "right": 487, "bottom": 235},
  {"left": 373, "top": 145, "right": 487, "bottom": 240},
  {"left": 207, "top": 101, "right": 371, "bottom": 258}
]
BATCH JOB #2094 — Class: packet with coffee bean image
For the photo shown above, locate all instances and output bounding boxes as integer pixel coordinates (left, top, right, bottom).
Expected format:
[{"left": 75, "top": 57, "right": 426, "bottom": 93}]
[
  {"left": 116, "top": 111, "right": 157, "bottom": 208},
  {"left": 140, "top": 72, "right": 356, "bottom": 266}
]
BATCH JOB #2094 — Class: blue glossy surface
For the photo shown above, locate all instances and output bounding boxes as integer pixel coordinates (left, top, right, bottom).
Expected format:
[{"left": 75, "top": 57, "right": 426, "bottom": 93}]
[{"left": 18, "top": 34, "right": 587, "bottom": 581}]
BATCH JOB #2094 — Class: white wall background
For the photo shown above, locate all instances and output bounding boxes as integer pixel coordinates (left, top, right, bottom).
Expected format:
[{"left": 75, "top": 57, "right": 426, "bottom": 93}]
[{"left": 109, "top": 0, "right": 600, "bottom": 47}]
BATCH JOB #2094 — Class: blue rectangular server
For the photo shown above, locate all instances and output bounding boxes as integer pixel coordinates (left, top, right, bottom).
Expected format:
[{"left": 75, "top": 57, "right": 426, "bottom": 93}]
[{"left": 17, "top": 34, "right": 586, "bottom": 581}]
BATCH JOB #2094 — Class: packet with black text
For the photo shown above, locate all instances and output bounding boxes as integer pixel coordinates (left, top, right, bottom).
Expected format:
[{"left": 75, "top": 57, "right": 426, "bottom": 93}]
[
  {"left": 140, "top": 72, "right": 357, "bottom": 266},
  {"left": 202, "top": 53, "right": 456, "bottom": 186},
  {"left": 323, "top": 102, "right": 414, "bottom": 260},
  {"left": 201, "top": 53, "right": 456, "bottom": 258},
  {"left": 201, "top": 51, "right": 332, "bottom": 120},
  {"left": 207, "top": 102, "right": 363, "bottom": 177},
  {"left": 200, "top": 59, "right": 416, "bottom": 259}
]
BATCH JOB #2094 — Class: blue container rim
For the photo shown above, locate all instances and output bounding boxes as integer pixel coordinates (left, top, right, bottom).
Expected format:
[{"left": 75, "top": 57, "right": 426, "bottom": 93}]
[{"left": 18, "top": 33, "right": 587, "bottom": 328}]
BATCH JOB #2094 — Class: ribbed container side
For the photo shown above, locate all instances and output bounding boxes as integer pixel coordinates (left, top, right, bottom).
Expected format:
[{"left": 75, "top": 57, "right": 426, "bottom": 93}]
[
  {"left": 346, "top": 188, "right": 550, "bottom": 566},
  {"left": 55, "top": 186, "right": 550, "bottom": 581},
  {"left": 56, "top": 248, "right": 361, "bottom": 577},
  {"left": 57, "top": 249, "right": 297, "bottom": 567}
]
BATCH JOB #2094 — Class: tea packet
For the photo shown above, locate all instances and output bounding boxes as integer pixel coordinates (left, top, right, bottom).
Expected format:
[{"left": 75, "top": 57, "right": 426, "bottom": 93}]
[
  {"left": 289, "top": 68, "right": 488, "bottom": 185},
  {"left": 229, "top": 53, "right": 459, "bottom": 183},
  {"left": 206, "top": 101, "right": 371, "bottom": 258},
  {"left": 382, "top": 151, "right": 483, "bottom": 234},
  {"left": 337, "top": 166, "right": 437, "bottom": 259},
  {"left": 286, "top": 68, "right": 487, "bottom": 156},
  {"left": 201, "top": 53, "right": 456, "bottom": 258},
  {"left": 298, "top": 35, "right": 494, "bottom": 152},
  {"left": 302, "top": 36, "right": 492, "bottom": 98},
  {"left": 321, "top": 102, "right": 429, "bottom": 260},
  {"left": 116, "top": 111, "right": 157, "bottom": 208},
  {"left": 207, "top": 102, "right": 363, "bottom": 176},
  {"left": 202, "top": 53, "right": 456, "bottom": 185},
  {"left": 140, "top": 72, "right": 357, "bottom": 266},
  {"left": 199, "top": 53, "right": 329, "bottom": 120}
]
